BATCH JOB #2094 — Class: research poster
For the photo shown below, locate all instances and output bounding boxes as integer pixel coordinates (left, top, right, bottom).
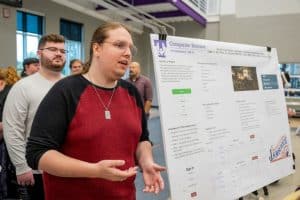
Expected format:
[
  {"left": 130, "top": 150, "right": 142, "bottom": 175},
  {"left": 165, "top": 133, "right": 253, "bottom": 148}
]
[{"left": 150, "top": 34, "right": 294, "bottom": 200}]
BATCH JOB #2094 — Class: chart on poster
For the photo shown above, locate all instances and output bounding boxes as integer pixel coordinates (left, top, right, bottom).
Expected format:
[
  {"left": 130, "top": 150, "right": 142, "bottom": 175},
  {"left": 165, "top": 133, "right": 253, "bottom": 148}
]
[{"left": 150, "top": 34, "right": 294, "bottom": 200}]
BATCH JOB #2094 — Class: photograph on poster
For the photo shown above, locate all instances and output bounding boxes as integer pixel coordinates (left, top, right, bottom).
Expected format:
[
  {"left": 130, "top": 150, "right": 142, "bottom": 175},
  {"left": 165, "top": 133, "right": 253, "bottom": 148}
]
[{"left": 232, "top": 66, "right": 259, "bottom": 91}]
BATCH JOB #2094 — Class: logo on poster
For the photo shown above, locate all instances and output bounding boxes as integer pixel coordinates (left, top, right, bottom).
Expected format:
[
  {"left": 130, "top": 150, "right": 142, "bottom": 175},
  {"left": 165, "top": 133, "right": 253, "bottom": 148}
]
[
  {"left": 269, "top": 135, "right": 290, "bottom": 162},
  {"left": 154, "top": 39, "right": 167, "bottom": 57}
]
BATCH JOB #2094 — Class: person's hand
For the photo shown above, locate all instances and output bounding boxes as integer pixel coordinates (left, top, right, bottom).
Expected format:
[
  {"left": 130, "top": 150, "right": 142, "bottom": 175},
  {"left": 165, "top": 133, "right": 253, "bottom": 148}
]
[
  {"left": 95, "top": 160, "right": 138, "bottom": 181},
  {"left": 142, "top": 162, "right": 166, "bottom": 194},
  {"left": 17, "top": 171, "right": 35, "bottom": 186}
]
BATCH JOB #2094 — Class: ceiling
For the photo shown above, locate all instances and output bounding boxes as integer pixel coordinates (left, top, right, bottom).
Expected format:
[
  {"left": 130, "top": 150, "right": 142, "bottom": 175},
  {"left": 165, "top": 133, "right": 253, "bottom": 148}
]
[{"left": 51, "top": 0, "right": 208, "bottom": 35}]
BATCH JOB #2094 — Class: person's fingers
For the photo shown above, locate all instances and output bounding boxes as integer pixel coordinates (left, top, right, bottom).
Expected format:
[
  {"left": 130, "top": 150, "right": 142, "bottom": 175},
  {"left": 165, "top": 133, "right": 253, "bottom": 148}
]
[
  {"left": 108, "top": 166, "right": 138, "bottom": 182},
  {"left": 154, "top": 182, "right": 160, "bottom": 194},
  {"left": 143, "top": 177, "right": 164, "bottom": 194},
  {"left": 150, "top": 185, "right": 156, "bottom": 192},
  {"left": 145, "top": 185, "right": 155, "bottom": 193},
  {"left": 117, "top": 167, "right": 137, "bottom": 178},
  {"left": 20, "top": 180, "right": 26, "bottom": 186},
  {"left": 106, "top": 160, "right": 125, "bottom": 167},
  {"left": 98, "top": 160, "right": 139, "bottom": 181},
  {"left": 153, "top": 164, "right": 166, "bottom": 172},
  {"left": 143, "top": 185, "right": 156, "bottom": 193},
  {"left": 26, "top": 181, "right": 31, "bottom": 186},
  {"left": 128, "top": 166, "right": 138, "bottom": 174},
  {"left": 30, "top": 178, "right": 35, "bottom": 186},
  {"left": 143, "top": 185, "right": 151, "bottom": 192},
  {"left": 19, "top": 179, "right": 32, "bottom": 186},
  {"left": 158, "top": 176, "right": 164, "bottom": 190},
  {"left": 130, "top": 166, "right": 139, "bottom": 172}
]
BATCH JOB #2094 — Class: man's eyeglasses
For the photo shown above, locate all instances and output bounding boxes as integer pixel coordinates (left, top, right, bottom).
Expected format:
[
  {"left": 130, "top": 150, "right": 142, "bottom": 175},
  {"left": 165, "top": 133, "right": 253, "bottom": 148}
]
[
  {"left": 103, "top": 41, "right": 137, "bottom": 56},
  {"left": 39, "top": 47, "right": 68, "bottom": 54}
]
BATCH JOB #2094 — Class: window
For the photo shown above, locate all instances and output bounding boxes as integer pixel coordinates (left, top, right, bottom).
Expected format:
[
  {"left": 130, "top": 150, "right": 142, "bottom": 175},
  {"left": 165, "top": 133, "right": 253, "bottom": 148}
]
[
  {"left": 16, "top": 11, "right": 43, "bottom": 73},
  {"left": 60, "top": 19, "right": 83, "bottom": 75},
  {"left": 280, "top": 63, "right": 300, "bottom": 96}
]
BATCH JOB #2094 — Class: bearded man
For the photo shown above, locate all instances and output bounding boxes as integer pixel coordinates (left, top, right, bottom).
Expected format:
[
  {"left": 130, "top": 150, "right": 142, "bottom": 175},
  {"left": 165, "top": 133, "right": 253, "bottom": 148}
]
[{"left": 3, "top": 34, "right": 66, "bottom": 200}]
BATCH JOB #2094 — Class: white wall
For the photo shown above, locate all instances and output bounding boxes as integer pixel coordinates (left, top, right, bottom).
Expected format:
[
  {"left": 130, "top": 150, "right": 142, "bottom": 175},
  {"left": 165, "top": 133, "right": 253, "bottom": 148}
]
[
  {"left": 220, "top": 0, "right": 236, "bottom": 15},
  {"left": 220, "top": 14, "right": 300, "bottom": 63},
  {"left": 218, "top": 0, "right": 300, "bottom": 63},
  {"left": 219, "top": 0, "right": 300, "bottom": 17},
  {"left": 236, "top": 0, "right": 300, "bottom": 17},
  {"left": 0, "top": 4, "right": 17, "bottom": 67}
]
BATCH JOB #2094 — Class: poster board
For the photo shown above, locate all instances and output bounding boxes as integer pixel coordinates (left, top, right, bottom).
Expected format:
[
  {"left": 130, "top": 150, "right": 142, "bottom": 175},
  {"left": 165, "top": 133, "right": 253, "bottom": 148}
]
[{"left": 150, "top": 34, "right": 294, "bottom": 200}]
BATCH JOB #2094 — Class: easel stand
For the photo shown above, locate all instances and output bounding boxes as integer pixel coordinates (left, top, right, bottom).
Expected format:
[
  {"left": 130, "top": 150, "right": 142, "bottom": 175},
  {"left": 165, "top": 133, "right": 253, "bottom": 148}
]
[{"left": 238, "top": 186, "right": 269, "bottom": 200}]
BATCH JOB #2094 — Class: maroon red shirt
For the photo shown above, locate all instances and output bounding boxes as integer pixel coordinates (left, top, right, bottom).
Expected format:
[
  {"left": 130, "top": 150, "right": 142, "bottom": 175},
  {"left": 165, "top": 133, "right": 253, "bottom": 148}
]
[{"left": 26, "top": 75, "right": 149, "bottom": 200}]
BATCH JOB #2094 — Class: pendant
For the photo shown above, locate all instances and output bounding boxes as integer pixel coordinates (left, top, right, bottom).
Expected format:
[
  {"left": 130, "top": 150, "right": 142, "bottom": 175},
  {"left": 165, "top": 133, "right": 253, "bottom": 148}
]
[{"left": 105, "top": 110, "right": 111, "bottom": 120}]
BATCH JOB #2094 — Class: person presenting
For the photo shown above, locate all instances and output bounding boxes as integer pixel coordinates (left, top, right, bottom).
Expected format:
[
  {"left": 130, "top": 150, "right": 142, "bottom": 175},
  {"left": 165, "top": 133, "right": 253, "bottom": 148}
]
[
  {"left": 21, "top": 57, "right": 40, "bottom": 78},
  {"left": 3, "top": 34, "right": 66, "bottom": 199},
  {"left": 26, "top": 22, "right": 165, "bottom": 200},
  {"left": 127, "top": 61, "right": 153, "bottom": 118}
]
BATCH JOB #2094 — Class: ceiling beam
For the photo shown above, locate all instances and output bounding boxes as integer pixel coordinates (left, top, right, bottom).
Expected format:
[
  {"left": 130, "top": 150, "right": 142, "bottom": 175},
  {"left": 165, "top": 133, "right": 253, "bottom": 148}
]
[{"left": 170, "top": 0, "right": 206, "bottom": 26}]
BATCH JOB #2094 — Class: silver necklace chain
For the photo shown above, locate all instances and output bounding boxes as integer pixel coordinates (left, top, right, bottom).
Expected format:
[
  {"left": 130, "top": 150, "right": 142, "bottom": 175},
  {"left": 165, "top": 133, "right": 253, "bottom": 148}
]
[
  {"left": 91, "top": 84, "right": 116, "bottom": 111},
  {"left": 87, "top": 73, "right": 116, "bottom": 119}
]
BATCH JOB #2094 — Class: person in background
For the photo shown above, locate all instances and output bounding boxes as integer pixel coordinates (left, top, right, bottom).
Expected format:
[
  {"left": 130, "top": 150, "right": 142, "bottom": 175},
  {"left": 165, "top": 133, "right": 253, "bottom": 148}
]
[
  {"left": 3, "top": 34, "right": 66, "bottom": 199},
  {"left": 127, "top": 61, "right": 153, "bottom": 119},
  {"left": 281, "top": 64, "right": 291, "bottom": 88},
  {"left": 26, "top": 21, "right": 165, "bottom": 200},
  {"left": 0, "top": 66, "right": 20, "bottom": 199},
  {"left": 21, "top": 58, "right": 40, "bottom": 78},
  {"left": 69, "top": 59, "right": 83, "bottom": 75},
  {"left": 0, "top": 68, "right": 10, "bottom": 140},
  {"left": 6, "top": 66, "right": 21, "bottom": 85},
  {"left": 0, "top": 66, "right": 20, "bottom": 138}
]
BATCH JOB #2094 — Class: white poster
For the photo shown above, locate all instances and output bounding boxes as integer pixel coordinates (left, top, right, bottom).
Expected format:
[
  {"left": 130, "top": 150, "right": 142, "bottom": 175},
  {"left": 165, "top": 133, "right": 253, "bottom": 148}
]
[{"left": 150, "top": 34, "right": 294, "bottom": 200}]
